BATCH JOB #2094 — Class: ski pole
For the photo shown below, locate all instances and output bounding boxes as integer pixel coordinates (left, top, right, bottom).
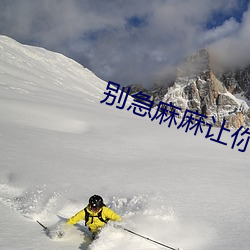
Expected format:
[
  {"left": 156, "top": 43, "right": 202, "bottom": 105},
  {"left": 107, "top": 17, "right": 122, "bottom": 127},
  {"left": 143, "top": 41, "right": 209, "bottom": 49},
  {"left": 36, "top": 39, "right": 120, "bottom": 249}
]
[
  {"left": 122, "top": 227, "right": 180, "bottom": 250},
  {"left": 37, "top": 220, "right": 48, "bottom": 231}
]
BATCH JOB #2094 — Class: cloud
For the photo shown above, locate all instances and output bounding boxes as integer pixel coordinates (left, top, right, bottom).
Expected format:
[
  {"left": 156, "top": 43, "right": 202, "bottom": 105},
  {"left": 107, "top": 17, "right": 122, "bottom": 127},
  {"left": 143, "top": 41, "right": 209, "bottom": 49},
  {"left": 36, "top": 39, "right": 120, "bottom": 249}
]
[
  {"left": 200, "top": 18, "right": 240, "bottom": 45},
  {"left": 209, "top": 4, "right": 250, "bottom": 69},
  {"left": 0, "top": 0, "right": 249, "bottom": 87}
]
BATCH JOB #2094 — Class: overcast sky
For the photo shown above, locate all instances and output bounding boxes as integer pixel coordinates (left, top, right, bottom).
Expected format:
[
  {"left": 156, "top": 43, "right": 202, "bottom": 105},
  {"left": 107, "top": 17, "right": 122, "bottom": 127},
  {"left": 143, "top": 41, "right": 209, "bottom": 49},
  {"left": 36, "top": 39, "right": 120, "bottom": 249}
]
[{"left": 0, "top": 0, "right": 249, "bottom": 87}]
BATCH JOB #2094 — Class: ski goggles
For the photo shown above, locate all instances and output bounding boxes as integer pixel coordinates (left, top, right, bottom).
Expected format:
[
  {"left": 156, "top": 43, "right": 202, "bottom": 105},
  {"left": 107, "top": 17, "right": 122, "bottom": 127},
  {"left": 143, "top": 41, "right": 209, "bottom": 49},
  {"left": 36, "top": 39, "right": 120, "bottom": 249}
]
[{"left": 89, "top": 205, "right": 101, "bottom": 212}]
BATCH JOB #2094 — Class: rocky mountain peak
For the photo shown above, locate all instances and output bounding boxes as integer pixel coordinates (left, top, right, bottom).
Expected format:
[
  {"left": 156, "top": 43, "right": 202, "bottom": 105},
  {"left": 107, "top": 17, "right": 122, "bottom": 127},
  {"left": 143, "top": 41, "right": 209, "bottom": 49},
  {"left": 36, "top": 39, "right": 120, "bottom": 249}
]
[
  {"left": 126, "top": 48, "right": 250, "bottom": 128},
  {"left": 177, "top": 48, "right": 210, "bottom": 78},
  {"left": 217, "top": 66, "right": 250, "bottom": 100},
  {"left": 164, "top": 49, "right": 250, "bottom": 128}
]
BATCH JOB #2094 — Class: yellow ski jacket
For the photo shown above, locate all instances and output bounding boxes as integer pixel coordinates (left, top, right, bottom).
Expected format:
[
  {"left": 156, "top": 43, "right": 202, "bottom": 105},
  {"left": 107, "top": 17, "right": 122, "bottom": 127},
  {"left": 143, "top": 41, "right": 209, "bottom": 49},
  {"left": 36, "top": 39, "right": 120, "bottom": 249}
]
[{"left": 67, "top": 206, "right": 121, "bottom": 233}]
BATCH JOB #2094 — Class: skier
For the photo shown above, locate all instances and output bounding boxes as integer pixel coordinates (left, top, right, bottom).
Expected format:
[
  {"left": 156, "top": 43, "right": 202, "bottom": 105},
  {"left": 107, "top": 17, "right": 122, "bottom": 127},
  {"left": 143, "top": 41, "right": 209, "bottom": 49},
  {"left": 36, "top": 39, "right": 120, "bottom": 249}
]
[{"left": 66, "top": 194, "right": 122, "bottom": 239}]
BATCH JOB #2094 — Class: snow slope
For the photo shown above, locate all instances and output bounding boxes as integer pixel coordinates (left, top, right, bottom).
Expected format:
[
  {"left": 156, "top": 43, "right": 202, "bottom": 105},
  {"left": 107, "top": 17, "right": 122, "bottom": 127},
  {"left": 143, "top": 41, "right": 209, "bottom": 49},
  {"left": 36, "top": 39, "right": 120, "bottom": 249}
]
[{"left": 0, "top": 36, "right": 249, "bottom": 250}]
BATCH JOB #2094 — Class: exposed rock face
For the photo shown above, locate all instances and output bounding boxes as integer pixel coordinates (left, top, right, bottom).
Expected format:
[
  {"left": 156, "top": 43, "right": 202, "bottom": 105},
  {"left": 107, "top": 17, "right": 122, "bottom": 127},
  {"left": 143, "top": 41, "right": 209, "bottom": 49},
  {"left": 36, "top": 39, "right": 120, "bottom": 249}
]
[
  {"left": 127, "top": 49, "right": 250, "bottom": 128},
  {"left": 163, "top": 49, "right": 250, "bottom": 128},
  {"left": 218, "top": 66, "right": 250, "bottom": 99}
]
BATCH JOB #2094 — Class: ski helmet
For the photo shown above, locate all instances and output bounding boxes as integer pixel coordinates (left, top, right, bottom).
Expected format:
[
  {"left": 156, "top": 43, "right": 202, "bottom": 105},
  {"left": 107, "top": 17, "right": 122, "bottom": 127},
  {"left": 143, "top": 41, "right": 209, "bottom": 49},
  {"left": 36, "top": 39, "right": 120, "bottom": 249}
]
[{"left": 89, "top": 195, "right": 104, "bottom": 210}]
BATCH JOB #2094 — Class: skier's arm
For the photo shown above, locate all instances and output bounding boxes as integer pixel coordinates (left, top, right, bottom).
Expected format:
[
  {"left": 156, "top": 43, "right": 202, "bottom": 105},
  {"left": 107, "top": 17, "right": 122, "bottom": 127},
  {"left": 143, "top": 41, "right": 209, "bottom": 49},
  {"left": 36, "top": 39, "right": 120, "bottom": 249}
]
[
  {"left": 104, "top": 207, "right": 122, "bottom": 222},
  {"left": 67, "top": 209, "right": 85, "bottom": 225}
]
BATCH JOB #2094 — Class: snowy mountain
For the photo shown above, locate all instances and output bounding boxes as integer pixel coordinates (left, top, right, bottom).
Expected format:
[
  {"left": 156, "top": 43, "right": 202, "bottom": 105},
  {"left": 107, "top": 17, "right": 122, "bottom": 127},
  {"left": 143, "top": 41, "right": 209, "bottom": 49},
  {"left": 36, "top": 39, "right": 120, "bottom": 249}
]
[
  {"left": 0, "top": 36, "right": 250, "bottom": 250},
  {"left": 165, "top": 49, "right": 250, "bottom": 128},
  {"left": 130, "top": 49, "right": 250, "bottom": 129},
  {"left": 218, "top": 65, "right": 250, "bottom": 100}
]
